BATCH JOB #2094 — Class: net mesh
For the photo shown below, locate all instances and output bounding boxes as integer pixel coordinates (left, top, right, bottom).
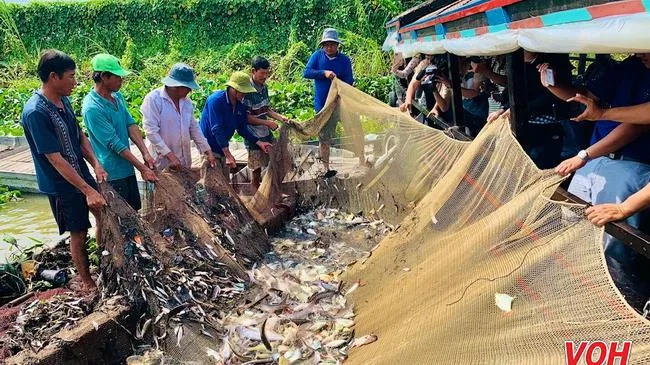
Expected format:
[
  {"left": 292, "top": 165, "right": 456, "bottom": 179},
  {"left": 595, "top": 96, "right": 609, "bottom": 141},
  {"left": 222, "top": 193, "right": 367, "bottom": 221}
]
[
  {"left": 101, "top": 78, "right": 650, "bottom": 364},
  {"left": 251, "top": 79, "right": 650, "bottom": 364}
]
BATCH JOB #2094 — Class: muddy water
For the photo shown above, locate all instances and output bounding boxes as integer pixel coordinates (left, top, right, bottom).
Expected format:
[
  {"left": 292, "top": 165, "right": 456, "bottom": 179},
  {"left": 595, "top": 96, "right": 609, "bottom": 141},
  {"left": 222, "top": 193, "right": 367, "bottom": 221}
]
[{"left": 0, "top": 194, "right": 61, "bottom": 260}]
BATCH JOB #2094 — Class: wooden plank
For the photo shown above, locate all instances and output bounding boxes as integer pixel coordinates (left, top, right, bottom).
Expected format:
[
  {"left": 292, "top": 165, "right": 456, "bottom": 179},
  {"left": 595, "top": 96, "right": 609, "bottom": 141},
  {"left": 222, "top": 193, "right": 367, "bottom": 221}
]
[
  {"left": 553, "top": 188, "right": 650, "bottom": 259},
  {"left": 0, "top": 143, "right": 249, "bottom": 192}
]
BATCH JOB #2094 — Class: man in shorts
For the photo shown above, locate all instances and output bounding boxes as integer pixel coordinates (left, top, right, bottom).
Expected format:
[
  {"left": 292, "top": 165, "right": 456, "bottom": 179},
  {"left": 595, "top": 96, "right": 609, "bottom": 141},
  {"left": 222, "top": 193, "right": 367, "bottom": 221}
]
[{"left": 21, "top": 50, "right": 106, "bottom": 292}]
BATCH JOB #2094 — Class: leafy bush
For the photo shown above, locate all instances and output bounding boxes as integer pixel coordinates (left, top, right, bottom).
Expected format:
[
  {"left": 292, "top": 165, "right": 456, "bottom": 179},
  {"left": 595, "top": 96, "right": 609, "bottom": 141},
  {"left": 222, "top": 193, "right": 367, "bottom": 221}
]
[{"left": 0, "top": 185, "right": 21, "bottom": 205}]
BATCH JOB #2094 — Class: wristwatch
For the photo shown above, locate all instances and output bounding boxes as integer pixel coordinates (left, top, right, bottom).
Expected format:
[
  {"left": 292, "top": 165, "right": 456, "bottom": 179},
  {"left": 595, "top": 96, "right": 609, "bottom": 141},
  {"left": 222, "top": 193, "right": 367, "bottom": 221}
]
[{"left": 577, "top": 150, "right": 590, "bottom": 161}]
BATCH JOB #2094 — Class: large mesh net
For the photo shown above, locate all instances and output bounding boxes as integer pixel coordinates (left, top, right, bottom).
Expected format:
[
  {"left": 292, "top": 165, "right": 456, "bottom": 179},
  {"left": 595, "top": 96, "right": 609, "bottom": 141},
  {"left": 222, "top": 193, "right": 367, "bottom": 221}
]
[
  {"left": 251, "top": 79, "right": 650, "bottom": 364},
  {"left": 100, "top": 78, "right": 650, "bottom": 364}
]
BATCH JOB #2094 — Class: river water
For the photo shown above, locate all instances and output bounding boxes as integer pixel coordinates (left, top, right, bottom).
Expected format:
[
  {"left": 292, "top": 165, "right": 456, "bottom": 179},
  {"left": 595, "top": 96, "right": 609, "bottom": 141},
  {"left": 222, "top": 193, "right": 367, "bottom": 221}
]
[{"left": 0, "top": 194, "right": 61, "bottom": 261}]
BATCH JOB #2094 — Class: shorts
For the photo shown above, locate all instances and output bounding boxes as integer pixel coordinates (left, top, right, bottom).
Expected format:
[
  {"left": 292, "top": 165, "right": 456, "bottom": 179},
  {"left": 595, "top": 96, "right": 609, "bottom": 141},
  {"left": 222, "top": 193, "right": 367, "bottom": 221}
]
[
  {"left": 109, "top": 175, "right": 142, "bottom": 211},
  {"left": 319, "top": 105, "right": 340, "bottom": 145},
  {"left": 48, "top": 189, "right": 95, "bottom": 235}
]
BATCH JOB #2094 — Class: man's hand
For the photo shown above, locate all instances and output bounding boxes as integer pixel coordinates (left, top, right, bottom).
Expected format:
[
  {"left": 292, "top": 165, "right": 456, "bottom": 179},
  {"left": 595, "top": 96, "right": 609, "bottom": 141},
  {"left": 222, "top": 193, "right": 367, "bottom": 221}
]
[
  {"left": 257, "top": 141, "right": 273, "bottom": 154},
  {"left": 400, "top": 100, "right": 412, "bottom": 112},
  {"left": 585, "top": 203, "right": 632, "bottom": 227},
  {"left": 225, "top": 153, "right": 237, "bottom": 169},
  {"left": 554, "top": 156, "right": 587, "bottom": 176},
  {"left": 435, "top": 75, "right": 451, "bottom": 88},
  {"left": 487, "top": 109, "right": 507, "bottom": 124},
  {"left": 142, "top": 152, "right": 156, "bottom": 170},
  {"left": 324, "top": 71, "right": 337, "bottom": 80},
  {"left": 86, "top": 189, "right": 106, "bottom": 210},
  {"left": 140, "top": 166, "right": 158, "bottom": 182},
  {"left": 165, "top": 152, "right": 182, "bottom": 171},
  {"left": 427, "top": 108, "right": 440, "bottom": 119},
  {"left": 205, "top": 151, "right": 216, "bottom": 168},
  {"left": 537, "top": 63, "right": 556, "bottom": 88},
  {"left": 568, "top": 93, "right": 604, "bottom": 122},
  {"left": 266, "top": 120, "right": 279, "bottom": 131},
  {"left": 94, "top": 164, "right": 108, "bottom": 183}
]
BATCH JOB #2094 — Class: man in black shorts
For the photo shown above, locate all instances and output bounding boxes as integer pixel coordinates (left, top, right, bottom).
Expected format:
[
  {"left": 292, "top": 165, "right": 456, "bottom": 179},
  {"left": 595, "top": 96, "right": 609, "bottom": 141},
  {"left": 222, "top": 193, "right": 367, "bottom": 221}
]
[{"left": 21, "top": 50, "right": 107, "bottom": 292}]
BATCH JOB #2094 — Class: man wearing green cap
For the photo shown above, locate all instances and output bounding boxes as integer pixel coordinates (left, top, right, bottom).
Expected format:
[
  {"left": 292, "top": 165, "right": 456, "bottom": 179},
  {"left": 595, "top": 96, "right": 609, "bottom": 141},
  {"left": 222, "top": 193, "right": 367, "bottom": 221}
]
[
  {"left": 83, "top": 53, "right": 157, "bottom": 211},
  {"left": 200, "top": 71, "right": 273, "bottom": 180}
]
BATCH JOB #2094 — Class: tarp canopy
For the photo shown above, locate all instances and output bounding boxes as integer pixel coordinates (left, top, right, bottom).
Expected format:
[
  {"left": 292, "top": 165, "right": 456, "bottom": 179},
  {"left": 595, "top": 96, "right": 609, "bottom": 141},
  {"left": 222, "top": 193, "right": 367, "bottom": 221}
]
[
  {"left": 385, "top": 0, "right": 650, "bottom": 57},
  {"left": 387, "top": 12, "right": 650, "bottom": 57}
]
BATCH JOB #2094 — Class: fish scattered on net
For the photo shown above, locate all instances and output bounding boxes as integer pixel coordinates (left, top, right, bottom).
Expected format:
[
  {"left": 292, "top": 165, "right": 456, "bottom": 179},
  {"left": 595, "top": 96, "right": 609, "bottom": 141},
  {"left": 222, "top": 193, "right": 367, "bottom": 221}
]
[
  {"left": 133, "top": 207, "right": 389, "bottom": 364},
  {"left": 1, "top": 293, "right": 93, "bottom": 354}
]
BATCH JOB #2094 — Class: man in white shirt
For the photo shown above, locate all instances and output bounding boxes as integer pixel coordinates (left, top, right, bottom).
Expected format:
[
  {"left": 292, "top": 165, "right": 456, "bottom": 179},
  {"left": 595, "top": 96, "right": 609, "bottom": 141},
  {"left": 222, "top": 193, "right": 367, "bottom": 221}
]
[{"left": 141, "top": 63, "right": 216, "bottom": 170}]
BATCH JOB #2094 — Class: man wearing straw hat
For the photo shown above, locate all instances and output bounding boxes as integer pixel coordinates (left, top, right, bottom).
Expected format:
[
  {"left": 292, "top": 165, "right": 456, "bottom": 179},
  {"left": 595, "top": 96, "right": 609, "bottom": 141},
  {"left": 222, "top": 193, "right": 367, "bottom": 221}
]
[
  {"left": 199, "top": 71, "right": 273, "bottom": 181},
  {"left": 304, "top": 27, "right": 354, "bottom": 171},
  {"left": 83, "top": 53, "right": 157, "bottom": 211},
  {"left": 141, "top": 63, "right": 216, "bottom": 171}
]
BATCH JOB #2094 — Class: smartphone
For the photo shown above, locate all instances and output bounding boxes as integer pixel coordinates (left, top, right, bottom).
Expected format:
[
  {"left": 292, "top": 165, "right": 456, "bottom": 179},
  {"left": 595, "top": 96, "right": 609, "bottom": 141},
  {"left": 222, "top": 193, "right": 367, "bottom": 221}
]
[{"left": 545, "top": 68, "right": 555, "bottom": 86}]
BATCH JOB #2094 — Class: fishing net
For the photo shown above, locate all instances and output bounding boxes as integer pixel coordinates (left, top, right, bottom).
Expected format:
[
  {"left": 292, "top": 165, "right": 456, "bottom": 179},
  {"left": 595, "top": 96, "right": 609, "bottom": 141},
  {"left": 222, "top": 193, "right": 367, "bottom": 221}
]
[
  {"left": 92, "top": 77, "right": 650, "bottom": 364},
  {"left": 244, "top": 79, "right": 650, "bottom": 364},
  {"left": 98, "top": 166, "right": 270, "bottom": 363}
]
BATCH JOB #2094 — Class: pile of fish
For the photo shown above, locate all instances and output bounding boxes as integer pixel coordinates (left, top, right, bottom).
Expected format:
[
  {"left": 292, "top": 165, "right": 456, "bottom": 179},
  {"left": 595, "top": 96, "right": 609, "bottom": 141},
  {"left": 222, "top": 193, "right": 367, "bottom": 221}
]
[
  {"left": 194, "top": 208, "right": 394, "bottom": 364},
  {"left": 2, "top": 293, "right": 93, "bottom": 353}
]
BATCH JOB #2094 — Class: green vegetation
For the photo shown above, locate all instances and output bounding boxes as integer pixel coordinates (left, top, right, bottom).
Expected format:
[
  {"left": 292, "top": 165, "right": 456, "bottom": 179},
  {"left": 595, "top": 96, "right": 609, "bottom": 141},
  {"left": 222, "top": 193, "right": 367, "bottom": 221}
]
[
  {"left": 0, "top": 0, "right": 419, "bottom": 137},
  {"left": 0, "top": 185, "right": 21, "bottom": 205}
]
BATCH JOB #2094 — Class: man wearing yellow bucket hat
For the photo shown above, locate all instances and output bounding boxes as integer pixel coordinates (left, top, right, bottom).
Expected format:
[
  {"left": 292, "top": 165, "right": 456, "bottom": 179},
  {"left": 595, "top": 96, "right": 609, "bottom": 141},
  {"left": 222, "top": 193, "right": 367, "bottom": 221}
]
[{"left": 199, "top": 71, "right": 273, "bottom": 180}]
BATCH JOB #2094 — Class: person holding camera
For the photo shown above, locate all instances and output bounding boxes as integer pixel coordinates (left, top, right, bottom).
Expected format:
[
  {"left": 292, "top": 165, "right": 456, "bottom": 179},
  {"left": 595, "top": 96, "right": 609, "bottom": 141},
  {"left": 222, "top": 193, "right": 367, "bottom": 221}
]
[{"left": 400, "top": 62, "right": 452, "bottom": 125}]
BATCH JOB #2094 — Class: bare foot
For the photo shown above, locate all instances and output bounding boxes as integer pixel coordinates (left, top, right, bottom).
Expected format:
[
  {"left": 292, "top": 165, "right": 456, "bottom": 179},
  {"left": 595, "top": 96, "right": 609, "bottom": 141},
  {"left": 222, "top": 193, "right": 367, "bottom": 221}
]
[{"left": 68, "top": 276, "right": 98, "bottom": 293}]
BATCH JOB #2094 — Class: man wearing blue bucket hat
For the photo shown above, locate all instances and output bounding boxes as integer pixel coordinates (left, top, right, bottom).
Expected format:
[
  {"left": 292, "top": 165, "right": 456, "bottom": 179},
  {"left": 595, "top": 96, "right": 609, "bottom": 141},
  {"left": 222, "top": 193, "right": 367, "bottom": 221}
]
[
  {"left": 304, "top": 27, "right": 354, "bottom": 171},
  {"left": 83, "top": 53, "right": 158, "bottom": 211},
  {"left": 141, "top": 63, "right": 216, "bottom": 171}
]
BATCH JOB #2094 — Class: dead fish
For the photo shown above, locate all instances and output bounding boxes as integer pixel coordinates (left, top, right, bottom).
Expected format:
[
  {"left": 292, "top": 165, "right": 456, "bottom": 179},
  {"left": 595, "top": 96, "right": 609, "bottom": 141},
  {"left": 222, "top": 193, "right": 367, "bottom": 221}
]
[
  {"left": 324, "top": 339, "right": 348, "bottom": 348},
  {"left": 135, "top": 318, "right": 152, "bottom": 340},
  {"left": 225, "top": 230, "right": 236, "bottom": 247},
  {"left": 349, "top": 334, "right": 378, "bottom": 349},
  {"left": 201, "top": 329, "right": 215, "bottom": 339},
  {"left": 260, "top": 318, "right": 272, "bottom": 351},
  {"left": 376, "top": 192, "right": 381, "bottom": 202},
  {"left": 175, "top": 325, "right": 184, "bottom": 347},
  {"left": 345, "top": 281, "right": 360, "bottom": 296},
  {"left": 206, "top": 347, "right": 222, "bottom": 361},
  {"left": 335, "top": 318, "right": 355, "bottom": 328},
  {"left": 308, "top": 290, "right": 337, "bottom": 304},
  {"left": 221, "top": 338, "right": 232, "bottom": 361}
]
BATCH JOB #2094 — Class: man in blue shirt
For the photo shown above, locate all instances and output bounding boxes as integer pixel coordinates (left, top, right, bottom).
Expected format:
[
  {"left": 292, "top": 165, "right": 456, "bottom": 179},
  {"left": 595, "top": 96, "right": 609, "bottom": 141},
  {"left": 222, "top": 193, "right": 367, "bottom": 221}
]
[
  {"left": 304, "top": 28, "right": 354, "bottom": 171},
  {"left": 21, "top": 50, "right": 106, "bottom": 292},
  {"left": 83, "top": 54, "right": 157, "bottom": 211},
  {"left": 200, "top": 71, "right": 272, "bottom": 181}
]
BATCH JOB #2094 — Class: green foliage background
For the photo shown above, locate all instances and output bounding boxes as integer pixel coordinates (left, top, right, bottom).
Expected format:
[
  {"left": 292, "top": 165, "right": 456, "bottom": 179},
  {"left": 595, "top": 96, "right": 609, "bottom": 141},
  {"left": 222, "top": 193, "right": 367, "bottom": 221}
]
[{"left": 0, "top": 0, "right": 420, "bottom": 135}]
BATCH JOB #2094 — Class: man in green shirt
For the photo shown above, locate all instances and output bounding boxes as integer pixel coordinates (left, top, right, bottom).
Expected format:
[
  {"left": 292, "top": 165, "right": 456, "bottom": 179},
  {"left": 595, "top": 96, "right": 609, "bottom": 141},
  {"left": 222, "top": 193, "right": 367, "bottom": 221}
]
[{"left": 83, "top": 54, "right": 157, "bottom": 210}]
